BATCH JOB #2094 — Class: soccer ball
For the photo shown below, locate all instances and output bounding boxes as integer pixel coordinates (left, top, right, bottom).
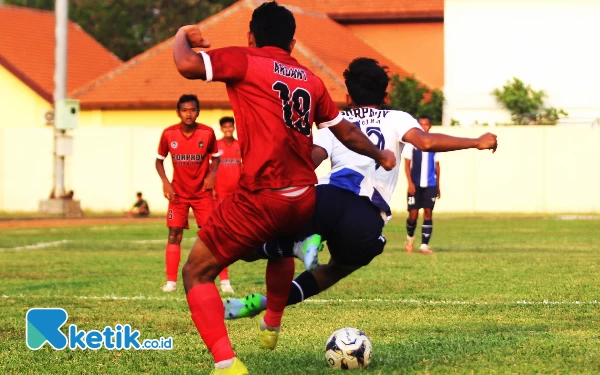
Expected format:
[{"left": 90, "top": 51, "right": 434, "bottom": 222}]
[{"left": 325, "top": 327, "right": 373, "bottom": 369}]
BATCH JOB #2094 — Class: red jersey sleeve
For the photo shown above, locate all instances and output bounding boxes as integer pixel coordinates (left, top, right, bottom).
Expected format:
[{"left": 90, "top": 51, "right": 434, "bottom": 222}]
[
  {"left": 313, "top": 78, "right": 343, "bottom": 128},
  {"left": 200, "top": 47, "right": 248, "bottom": 83},
  {"left": 209, "top": 131, "right": 219, "bottom": 157},
  {"left": 157, "top": 130, "right": 169, "bottom": 160}
]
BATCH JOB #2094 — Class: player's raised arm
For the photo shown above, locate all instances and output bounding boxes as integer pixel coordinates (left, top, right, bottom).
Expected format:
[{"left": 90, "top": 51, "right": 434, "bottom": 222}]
[
  {"left": 403, "top": 128, "right": 498, "bottom": 153},
  {"left": 173, "top": 25, "right": 211, "bottom": 80}
]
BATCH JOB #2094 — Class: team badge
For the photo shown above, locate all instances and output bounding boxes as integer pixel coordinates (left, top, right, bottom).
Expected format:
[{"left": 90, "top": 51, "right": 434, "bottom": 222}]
[
  {"left": 199, "top": 141, "right": 204, "bottom": 148},
  {"left": 171, "top": 141, "right": 178, "bottom": 149}
]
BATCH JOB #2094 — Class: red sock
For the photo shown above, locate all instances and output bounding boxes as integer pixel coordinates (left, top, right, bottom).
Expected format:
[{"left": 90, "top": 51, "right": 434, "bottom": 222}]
[
  {"left": 264, "top": 257, "right": 295, "bottom": 327},
  {"left": 186, "top": 284, "right": 235, "bottom": 362},
  {"left": 218, "top": 267, "right": 229, "bottom": 281},
  {"left": 165, "top": 243, "right": 181, "bottom": 282}
]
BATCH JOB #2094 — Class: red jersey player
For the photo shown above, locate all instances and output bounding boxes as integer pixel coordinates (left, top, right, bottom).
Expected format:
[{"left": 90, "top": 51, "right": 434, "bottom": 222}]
[
  {"left": 173, "top": 2, "right": 395, "bottom": 374},
  {"left": 213, "top": 116, "right": 241, "bottom": 205},
  {"left": 213, "top": 116, "right": 242, "bottom": 293},
  {"left": 155, "top": 94, "right": 220, "bottom": 293}
]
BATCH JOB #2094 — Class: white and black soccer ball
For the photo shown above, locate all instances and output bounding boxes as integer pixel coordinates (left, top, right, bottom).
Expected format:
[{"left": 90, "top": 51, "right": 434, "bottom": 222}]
[{"left": 325, "top": 327, "right": 373, "bottom": 370}]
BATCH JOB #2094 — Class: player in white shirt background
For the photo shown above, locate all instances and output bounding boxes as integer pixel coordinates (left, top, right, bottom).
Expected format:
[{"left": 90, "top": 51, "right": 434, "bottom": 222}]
[
  {"left": 223, "top": 57, "right": 498, "bottom": 320},
  {"left": 403, "top": 116, "right": 441, "bottom": 255}
]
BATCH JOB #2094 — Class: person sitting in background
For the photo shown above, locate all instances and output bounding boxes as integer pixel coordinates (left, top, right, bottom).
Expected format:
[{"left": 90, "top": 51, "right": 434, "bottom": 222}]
[{"left": 127, "top": 192, "right": 150, "bottom": 217}]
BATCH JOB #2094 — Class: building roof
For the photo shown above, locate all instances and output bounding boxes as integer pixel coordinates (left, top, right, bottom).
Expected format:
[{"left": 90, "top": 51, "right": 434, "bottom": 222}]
[
  {"left": 73, "top": 0, "right": 417, "bottom": 110},
  {"left": 280, "top": 0, "right": 444, "bottom": 21},
  {"left": 0, "top": 5, "right": 122, "bottom": 103}
]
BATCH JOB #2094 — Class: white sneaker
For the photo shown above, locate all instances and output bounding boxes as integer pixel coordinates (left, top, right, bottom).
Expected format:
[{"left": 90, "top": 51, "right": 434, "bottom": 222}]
[
  {"left": 161, "top": 281, "right": 177, "bottom": 292},
  {"left": 220, "top": 280, "right": 235, "bottom": 293},
  {"left": 419, "top": 244, "right": 433, "bottom": 255}
]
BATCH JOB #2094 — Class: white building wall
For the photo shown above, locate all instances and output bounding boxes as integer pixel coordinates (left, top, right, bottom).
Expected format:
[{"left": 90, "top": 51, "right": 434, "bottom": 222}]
[
  {"left": 1, "top": 126, "right": 599, "bottom": 214},
  {"left": 444, "top": 0, "right": 600, "bottom": 126}
]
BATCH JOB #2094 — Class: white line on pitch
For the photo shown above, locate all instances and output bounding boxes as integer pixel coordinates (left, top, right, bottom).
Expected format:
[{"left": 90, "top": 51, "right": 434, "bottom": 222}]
[
  {"left": 1, "top": 294, "right": 597, "bottom": 306},
  {"left": 0, "top": 240, "right": 69, "bottom": 252}
]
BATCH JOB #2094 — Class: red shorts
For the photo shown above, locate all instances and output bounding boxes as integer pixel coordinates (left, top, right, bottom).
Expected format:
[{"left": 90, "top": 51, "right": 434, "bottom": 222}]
[
  {"left": 167, "top": 191, "right": 214, "bottom": 229},
  {"left": 199, "top": 186, "right": 316, "bottom": 266},
  {"left": 213, "top": 189, "right": 236, "bottom": 208}
]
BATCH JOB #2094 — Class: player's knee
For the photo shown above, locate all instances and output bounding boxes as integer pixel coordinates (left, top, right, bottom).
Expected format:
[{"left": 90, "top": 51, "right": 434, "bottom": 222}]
[
  {"left": 423, "top": 210, "right": 433, "bottom": 220},
  {"left": 408, "top": 212, "right": 418, "bottom": 223},
  {"left": 182, "top": 261, "right": 208, "bottom": 284},
  {"left": 168, "top": 228, "right": 184, "bottom": 244},
  {"left": 182, "top": 257, "right": 220, "bottom": 284}
]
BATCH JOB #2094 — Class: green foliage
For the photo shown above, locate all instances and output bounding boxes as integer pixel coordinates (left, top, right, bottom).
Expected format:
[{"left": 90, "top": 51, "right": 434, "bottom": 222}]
[
  {"left": 492, "top": 77, "right": 568, "bottom": 125},
  {"left": 5, "top": 0, "right": 237, "bottom": 61},
  {"left": 388, "top": 75, "right": 444, "bottom": 124},
  {"left": 1, "top": 216, "right": 599, "bottom": 373}
]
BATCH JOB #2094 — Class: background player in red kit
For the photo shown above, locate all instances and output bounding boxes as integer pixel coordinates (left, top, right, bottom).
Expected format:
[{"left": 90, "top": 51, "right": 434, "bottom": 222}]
[
  {"left": 173, "top": 2, "right": 395, "bottom": 374},
  {"left": 156, "top": 94, "right": 220, "bottom": 293},
  {"left": 213, "top": 116, "right": 242, "bottom": 293}
]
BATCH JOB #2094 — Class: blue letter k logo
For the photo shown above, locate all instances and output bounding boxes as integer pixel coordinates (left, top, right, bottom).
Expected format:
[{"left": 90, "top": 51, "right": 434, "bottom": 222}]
[{"left": 26, "top": 308, "right": 68, "bottom": 350}]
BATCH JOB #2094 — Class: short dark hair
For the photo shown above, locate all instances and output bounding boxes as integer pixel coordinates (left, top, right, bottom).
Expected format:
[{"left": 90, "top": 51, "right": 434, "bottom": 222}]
[
  {"left": 177, "top": 94, "right": 199, "bottom": 111},
  {"left": 343, "top": 58, "right": 389, "bottom": 107},
  {"left": 219, "top": 116, "right": 235, "bottom": 127},
  {"left": 136, "top": 192, "right": 143, "bottom": 197},
  {"left": 418, "top": 116, "right": 431, "bottom": 122},
  {"left": 249, "top": 1, "right": 296, "bottom": 51}
]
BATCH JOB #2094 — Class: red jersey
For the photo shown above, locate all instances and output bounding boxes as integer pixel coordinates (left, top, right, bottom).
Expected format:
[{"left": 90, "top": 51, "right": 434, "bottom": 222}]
[
  {"left": 157, "top": 123, "right": 218, "bottom": 199},
  {"left": 215, "top": 138, "right": 242, "bottom": 196},
  {"left": 200, "top": 46, "right": 342, "bottom": 191}
]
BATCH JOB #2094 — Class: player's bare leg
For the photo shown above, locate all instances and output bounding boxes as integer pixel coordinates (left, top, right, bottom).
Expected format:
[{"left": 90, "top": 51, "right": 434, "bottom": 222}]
[
  {"left": 182, "top": 237, "right": 247, "bottom": 374},
  {"left": 406, "top": 209, "right": 419, "bottom": 253},
  {"left": 420, "top": 208, "right": 434, "bottom": 255},
  {"left": 162, "top": 227, "right": 184, "bottom": 292},
  {"left": 225, "top": 258, "right": 361, "bottom": 319},
  {"left": 305, "top": 259, "right": 361, "bottom": 294}
]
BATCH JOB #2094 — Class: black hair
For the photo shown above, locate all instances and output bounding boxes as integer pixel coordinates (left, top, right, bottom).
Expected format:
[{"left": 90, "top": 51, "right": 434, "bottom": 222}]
[
  {"left": 249, "top": 1, "right": 296, "bottom": 51},
  {"left": 219, "top": 116, "right": 235, "bottom": 127},
  {"left": 418, "top": 116, "right": 431, "bottom": 121},
  {"left": 177, "top": 94, "right": 199, "bottom": 111},
  {"left": 136, "top": 192, "right": 142, "bottom": 197},
  {"left": 343, "top": 57, "right": 389, "bottom": 107}
]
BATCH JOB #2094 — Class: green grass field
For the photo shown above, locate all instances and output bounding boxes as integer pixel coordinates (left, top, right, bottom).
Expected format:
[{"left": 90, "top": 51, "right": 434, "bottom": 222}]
[{"left": 1, "top": 215, "right": 599, "bottom": 374}]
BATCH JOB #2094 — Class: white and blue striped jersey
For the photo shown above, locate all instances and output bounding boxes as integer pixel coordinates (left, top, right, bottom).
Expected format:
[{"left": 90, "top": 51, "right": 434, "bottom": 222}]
[
  {"left": 401, "top": 144, "right": 440, "bottom": 187},
  {"left": 314, "top": 107, "right": 421, "bottom": 217}
]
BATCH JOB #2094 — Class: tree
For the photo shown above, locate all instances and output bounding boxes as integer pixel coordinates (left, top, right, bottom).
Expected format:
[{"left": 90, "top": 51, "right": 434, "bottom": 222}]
[
  {"left": 492, "top": 77, "right": 567, "bottom": 125},
  {"left": 388, "top": 75, "right": 444, "bottom": 124},
  {"left": 5, "top": 0, "right": 237, "bottom": 61}
]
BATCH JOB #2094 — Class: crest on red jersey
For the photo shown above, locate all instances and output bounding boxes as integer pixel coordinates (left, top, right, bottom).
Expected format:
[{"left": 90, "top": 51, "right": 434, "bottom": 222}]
[
  {"left": 199, "top": 141, "right": 204, "bottom": 148},
  {"left": 171, "top": 141, "right": 178, "bottom": 149}
]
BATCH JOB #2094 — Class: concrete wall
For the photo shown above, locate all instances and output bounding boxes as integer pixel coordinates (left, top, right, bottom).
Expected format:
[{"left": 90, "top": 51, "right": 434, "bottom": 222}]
[
  {"left": 1, "top": 126, "right": 598, "bottom": 214},
  {"left": 0, "top": 65, "right": 52, "bottom": 128},
  {"left": 444, "top": 0, "right": 600, "bottom": 126},
  {"left": 79, "top": 109, "right": 235, "bottom": 130}
]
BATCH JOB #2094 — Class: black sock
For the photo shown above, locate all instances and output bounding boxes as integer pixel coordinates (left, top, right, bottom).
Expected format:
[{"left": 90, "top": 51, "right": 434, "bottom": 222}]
[
  {"left": 406, "top": 219, "right": 417, "bottom": 237},
  {"left": 422, "top": 219, "right": 433, "bottom": 245},
  {"left": 255, "top": 238, "right": 295, "bottom": 259},
  {"left": 287, "top": 271, "right": 321, "bottom": 306}
]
